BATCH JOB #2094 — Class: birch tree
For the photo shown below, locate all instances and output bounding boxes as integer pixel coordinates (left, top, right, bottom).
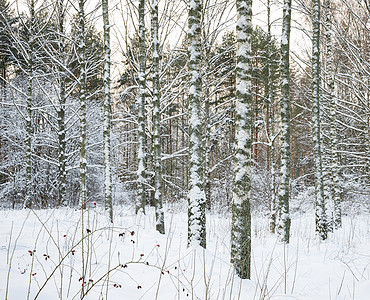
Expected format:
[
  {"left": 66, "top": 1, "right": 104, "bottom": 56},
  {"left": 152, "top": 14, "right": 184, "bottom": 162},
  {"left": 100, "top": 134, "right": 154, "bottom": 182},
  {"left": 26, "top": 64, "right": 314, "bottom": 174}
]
[
  {"left": 230, "top": 0, "right": 252, "bottom": 279},
  {"left": 78, "top": 0, "right": 87, "bottom": 209},
  {"left": 187, "top": 0, "right": 206, "bottom": 248},
  {"left": 152, "top": 0, "right": 164, "bottom": 233},
  {"left": 136, "top": 0, "right": 147, "bottom": 214},
  {"left": 312, "top": 0, "right": 327, "bottom": 240},
  {"left": 102, "top": 0, "right": 113, "bottom": 219},
  {"left": 266, "top": 0, "right": 277, "bottom": 233},
  {"left": 277, "top": 0, "right": 292, "bottom": 243},
  {"left": 324, "top": 0, "right": 341, "bottom": 228},
  {"left": 23, "top": 0, "right": 36, "bottom": 209},
  {"left": 56, "top": 0, "right": 68, "bottom": 207}
]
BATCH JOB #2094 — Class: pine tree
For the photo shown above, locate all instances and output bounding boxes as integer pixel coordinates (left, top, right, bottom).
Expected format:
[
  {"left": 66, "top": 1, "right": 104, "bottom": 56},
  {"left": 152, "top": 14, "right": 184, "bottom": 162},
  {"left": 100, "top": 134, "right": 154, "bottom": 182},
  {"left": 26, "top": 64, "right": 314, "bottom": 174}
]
[
  {"left": 277, "top": 0, "right": 292, "bottom": 243},
  {"left": 312, "top": 0, "right": 327, "bottom": 240},
  {"left": 152, "top": 0, "right": 165, "bottom": 234},
  {"left": 0, "top": 0, "right": 16, "bottom": 100},
  {"left": 102, "top": 0, "right": 113, "bottom": 220},
  {"left": 187, "top": 0, "right": 206, "bottom": 248},
  {"left": 230, "top": 0, "right": 252, "bottom": 279}
]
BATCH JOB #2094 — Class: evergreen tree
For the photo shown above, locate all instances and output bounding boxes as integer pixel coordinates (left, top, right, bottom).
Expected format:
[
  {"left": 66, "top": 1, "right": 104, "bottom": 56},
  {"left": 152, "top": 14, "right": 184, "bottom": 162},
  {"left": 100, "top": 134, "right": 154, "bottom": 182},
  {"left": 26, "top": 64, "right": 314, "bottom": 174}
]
[
  {"left": 0, "top": 0, "right": 16, "bottom": 99},
  {"left": 230, "top": 0, "right": 252, "bottom": 279}
]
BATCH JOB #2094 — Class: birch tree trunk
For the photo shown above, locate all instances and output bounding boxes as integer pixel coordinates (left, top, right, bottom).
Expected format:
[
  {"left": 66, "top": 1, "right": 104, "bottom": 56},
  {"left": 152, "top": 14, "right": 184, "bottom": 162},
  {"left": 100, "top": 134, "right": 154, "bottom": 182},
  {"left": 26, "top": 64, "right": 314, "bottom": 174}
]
[
  {"left": 277, "top": 0, "right": 292, "bottom": 243},
  {"left": 136, "top": 0, "right": 147, "bottom": 214},
  {"left": 57, "top": 0, "right": 67, "bottom": 207},
  {"left": 78, "top": 0, "right": 87, "bottom": 209},
  {"left": 267, "top": 0, "right": 277, "bottom": 234},
  {"left": 102, "top": 0, "right": 113, "bottom": 220},
  {"left": 152, "top": 0, "right": 165, "bottom": 234},
  {"left": 204, "top": 64, "right": 211, "bottom": 210},
  {"left": 325, "top": 0, "right": 341, "bottom": 229},
  {"left": 230, "top": 0, "right": 252, "bottom": 279},
  {"left": 187, "top": 0, "right": 206, "bottom": 248},
  {"left": 312, "top": 0, "right": 328, "bottom": 240},
  {"left": 24, "top": 0, "right": 35, "bottom": 209}
]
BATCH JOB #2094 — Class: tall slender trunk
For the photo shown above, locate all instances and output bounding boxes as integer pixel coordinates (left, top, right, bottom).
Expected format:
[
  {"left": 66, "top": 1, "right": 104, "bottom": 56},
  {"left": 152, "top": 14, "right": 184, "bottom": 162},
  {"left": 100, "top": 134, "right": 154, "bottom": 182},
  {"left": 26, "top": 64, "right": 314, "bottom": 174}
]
[
  {"left": 230, "top": 0, "right": 252, "bottom": 279},
  {"left": 325, "top": 0, "right": 341, "bottom": 229},
  {"left": 0, "top": 59, "right": 6, "bottom": 101},
  {"left": 78, "top": 0, "right": 87, "bottom": 210},
  {"left": 136, "top": 0, "right": 147, "bottom": 214},
  {"left": 102, "top": 0, "right": 113, "bottom": 220},
  {"left": 267, "top": 0, "right": 277, "bottom": 234},
  {"left": 312, "top": 0, "right": 327, "bottom": 240},
  {"left": 57, "top": 0, "right": 67, "bottom": 207},
  {"left": 277, "top": 0, "right": 292, "bottom": 243},
  {"left": 152, "top": 0, "right": 164, "bottom": 234},
  {"left": 204, "top": 58, "right": 211, "bottom": 210},
  {"left": 24, "top": 0, "right": 35, "bottom": 209},
  {"left": 187, "top": 0, "right": 206, "bottom": 248},
  {"left": 78, "top": 1, "right": 88, "bottom": 296}
]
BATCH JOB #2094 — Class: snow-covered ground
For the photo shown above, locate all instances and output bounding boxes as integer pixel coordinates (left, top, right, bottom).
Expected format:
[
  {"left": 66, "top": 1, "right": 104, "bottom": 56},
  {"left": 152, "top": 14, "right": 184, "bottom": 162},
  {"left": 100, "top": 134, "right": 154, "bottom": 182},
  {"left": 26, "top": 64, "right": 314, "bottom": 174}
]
[{"left": 0, "top": 205, "right": 369, "bottom": 299}]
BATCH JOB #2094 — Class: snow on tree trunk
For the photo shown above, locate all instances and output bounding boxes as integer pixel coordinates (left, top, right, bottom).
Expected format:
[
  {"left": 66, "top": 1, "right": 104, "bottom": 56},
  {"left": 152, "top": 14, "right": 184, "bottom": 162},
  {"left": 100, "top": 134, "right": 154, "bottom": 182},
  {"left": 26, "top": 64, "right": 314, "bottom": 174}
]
[
  {"left": 136, "top": 0, "right": 147, "bottom": 214},
  {"left": 325, "top": 0, "right": 341, "bottom": 229},
  {"left": 78, "top": 0, "right": 87, "bottom": 210},
  {"left": 152, "top": 0, "right": 164, "bottom": 234},
  {"left": 24, "top": 0, "right": 35, "bottom": 209},
  {"left": 25, "top": 57, "right": 33, "bottom": 209},
  {"left": 102, "top": 0, "right": 113, "bottom": 220},
  {"left": 230, "top": 0, "right": 252, "bottom": 279},
  {"left": 187, "top": 0, "right": 206, "bottom": 248},
  {"left": 277, "top": 0, "right": 292, "bottom": 243},
  {"left": 312, "top": 0, "right": 327, "bottom": 240},
  {"left": 204, "top": 69, "right": 211, "bottom": 210},
  {"left": 57, "top": 0, "right": 67, "bottom": 207},
  {"left": 267, "top": 0, "right": 277, "bottom": 234}
]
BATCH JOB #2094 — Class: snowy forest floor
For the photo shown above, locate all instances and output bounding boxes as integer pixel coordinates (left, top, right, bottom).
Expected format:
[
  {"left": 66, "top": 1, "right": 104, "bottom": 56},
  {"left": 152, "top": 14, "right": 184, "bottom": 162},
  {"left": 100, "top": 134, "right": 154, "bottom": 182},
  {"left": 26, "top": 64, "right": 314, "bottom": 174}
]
[{"left": 0, "top": 204, "right": 369, "bottom": 300}]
